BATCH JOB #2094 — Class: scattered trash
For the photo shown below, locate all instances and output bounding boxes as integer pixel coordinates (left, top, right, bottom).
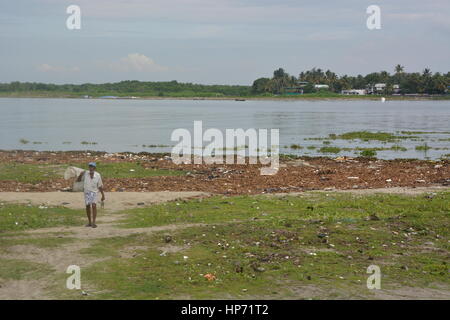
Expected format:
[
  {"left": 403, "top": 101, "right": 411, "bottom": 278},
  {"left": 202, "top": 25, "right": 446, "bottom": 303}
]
[{"left": 204, "top": 273, "right": 216, "bottom": 281}]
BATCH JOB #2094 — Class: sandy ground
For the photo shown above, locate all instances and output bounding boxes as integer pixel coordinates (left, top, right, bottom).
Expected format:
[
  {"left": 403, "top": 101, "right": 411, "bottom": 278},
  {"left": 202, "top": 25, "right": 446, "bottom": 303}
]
[
  {"left": 0, "top": 187, "right": 447, "bottom": 213},
  {"left": 0, "top": 191, "right": 209, "bottom": 211}
]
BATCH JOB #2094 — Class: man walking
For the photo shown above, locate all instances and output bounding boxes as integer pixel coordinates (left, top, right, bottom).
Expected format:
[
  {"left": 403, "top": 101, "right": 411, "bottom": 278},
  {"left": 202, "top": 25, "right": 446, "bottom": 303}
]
[{"left": 77, "top": 162, "right": 105, "bottom": 228}]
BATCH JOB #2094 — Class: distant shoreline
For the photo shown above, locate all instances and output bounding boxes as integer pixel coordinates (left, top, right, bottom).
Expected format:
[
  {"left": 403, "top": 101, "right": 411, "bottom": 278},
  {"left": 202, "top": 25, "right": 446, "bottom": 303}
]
[{"left": 0, "top": 94, "right": 449, "bottom": 101}]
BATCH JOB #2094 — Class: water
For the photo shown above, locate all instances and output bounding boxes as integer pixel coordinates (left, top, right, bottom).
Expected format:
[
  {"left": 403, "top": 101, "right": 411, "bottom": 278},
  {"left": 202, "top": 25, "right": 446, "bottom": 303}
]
[{"left": 0, "top": 98, "right": 449, "bottom": 160}]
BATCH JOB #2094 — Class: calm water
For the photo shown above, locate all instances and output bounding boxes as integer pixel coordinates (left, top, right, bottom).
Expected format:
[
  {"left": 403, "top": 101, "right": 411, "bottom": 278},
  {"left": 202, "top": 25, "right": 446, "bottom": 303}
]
[{"left": 0, "top": 98, "right": 449, "bottom": 159}]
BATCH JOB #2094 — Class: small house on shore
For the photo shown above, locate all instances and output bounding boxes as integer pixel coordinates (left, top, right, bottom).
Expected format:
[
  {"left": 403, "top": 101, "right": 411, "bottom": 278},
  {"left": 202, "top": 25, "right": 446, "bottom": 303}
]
[{"left": 341, "top": 89, "right": 366, "bottom": 95}]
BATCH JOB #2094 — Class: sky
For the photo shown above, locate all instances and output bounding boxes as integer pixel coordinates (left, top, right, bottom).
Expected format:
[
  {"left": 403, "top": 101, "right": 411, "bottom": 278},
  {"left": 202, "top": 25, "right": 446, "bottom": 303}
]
[{"left": 0, "top": 0, "right": 449, "bottom": 85}]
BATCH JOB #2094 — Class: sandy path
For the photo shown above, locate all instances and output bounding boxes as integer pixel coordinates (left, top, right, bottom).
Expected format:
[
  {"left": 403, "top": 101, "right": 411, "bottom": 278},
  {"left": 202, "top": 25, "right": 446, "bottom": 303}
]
[{"left": 0, "top": 191, "right": 209, "bottom": 211}]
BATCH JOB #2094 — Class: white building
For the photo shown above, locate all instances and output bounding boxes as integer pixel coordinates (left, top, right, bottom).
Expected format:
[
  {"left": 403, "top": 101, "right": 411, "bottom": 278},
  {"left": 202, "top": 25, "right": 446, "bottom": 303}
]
[
  {"left": 314, "top": 84, "right": 329, "bottom": 89},
  {"left": 374, "top": 83, "right": 386, "bottom": 91},
  {"left": 341, "top": 89, "right": 366, "bottom": 95}
]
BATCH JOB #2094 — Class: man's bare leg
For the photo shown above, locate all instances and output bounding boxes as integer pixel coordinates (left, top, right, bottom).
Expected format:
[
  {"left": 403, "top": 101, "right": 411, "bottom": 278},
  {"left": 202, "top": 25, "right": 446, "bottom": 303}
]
[
  {"left": 91, "top": 203, "right": 97, "bottom": 228},
  {"left": 85, "top": 205, "right": 92, "bottom": 227}
]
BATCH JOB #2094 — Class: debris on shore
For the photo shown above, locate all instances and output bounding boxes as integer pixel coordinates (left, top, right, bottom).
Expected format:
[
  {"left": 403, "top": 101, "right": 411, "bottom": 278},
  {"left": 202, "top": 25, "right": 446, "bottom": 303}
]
[{"left": 0, "top": 150, "right": 448, "bottom": 195}]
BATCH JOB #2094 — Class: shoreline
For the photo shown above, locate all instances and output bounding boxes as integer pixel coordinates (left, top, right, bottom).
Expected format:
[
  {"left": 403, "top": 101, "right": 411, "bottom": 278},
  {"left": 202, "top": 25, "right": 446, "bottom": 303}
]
[{"left": 0, "top": 94, "right": 449, "bottom": 101}]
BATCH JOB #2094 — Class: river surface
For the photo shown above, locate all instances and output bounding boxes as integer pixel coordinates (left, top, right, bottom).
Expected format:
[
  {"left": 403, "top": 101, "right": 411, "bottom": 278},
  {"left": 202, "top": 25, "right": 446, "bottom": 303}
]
[{"left": 0, "top": 98, "right": 449, "bottom": 159}]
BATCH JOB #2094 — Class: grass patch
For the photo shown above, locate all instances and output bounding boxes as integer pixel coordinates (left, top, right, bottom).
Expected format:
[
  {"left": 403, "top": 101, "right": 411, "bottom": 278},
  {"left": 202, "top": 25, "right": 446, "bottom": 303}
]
[
  {"left": 0, "top": 259, "right": 53, "bottom": 280},
  {"left": 86, "top": 162, "right": 186, "bottom": 178},
  {"left": 334, "top": 131, "right": 412, "bottom": 142},
  {"left": 319, "top": 146, "right": 341, "bottom": 154},
  {"left": 119, "top": 192, "right": 450, "bottom": 229},
  {"left": 0, "top": 162, "right": 186, "bottom": 183},
  {"left": 76, "top": 192, "right": 449, "bottom": 299},
  {"left": 19, "top": 138, "right": 30, "bottom": 145},
  {"left": 359, "top": 149, "right": 377, "bottom": 158},
  {"left": 0, "top": 163, "right": 63, "bottom": 183},
  {"left": 415, "top": 144, "right": 432, "bottom": 151},
  {"left": 0, "top": 204, "right": 84, "bottom": 232}
]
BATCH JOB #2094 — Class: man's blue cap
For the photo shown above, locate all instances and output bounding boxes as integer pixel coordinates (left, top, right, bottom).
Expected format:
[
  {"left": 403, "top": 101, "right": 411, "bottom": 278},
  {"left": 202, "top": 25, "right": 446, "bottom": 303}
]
[{"left": 88, "top": 162, "right": 96, "bottom": 167}]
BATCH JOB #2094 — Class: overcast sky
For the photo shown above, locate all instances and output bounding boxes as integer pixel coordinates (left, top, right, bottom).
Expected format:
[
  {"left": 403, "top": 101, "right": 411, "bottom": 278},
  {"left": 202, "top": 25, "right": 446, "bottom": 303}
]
[{"left": 1, "top": 0, "right": 449, "bottom": 85}]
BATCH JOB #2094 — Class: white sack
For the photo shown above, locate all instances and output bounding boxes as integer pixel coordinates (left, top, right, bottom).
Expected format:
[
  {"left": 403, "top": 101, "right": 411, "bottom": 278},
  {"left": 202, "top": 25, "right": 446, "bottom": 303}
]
[{"left": 63, "top": 166, "right": 85, "bottom": 192}]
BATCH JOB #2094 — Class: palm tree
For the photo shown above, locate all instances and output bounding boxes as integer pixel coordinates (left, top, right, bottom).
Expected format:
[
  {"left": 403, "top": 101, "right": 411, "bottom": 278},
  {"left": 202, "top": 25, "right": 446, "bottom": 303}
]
[
  {"left": 395, "top": 64, "right": 404, "bottom": 74},
  {"left": 422, "top": 68, "right": 432, "bottom": 77}
]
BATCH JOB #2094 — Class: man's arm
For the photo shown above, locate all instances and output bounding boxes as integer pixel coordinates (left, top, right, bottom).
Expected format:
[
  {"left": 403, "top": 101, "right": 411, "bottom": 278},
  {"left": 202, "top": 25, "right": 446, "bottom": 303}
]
[
  {"left": 77, "top": 171, "right": 85, "bottom": 182},
  {"left": 99, "top": 186, "right": 105, "bottom": 201}
]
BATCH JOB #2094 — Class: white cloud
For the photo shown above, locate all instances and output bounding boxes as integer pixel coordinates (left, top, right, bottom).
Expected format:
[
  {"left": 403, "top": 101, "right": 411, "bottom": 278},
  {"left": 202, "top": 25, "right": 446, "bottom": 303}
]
[
  {"left": 36, "top": 64, "right": 80, "bottom": 73},
  {"left": 107, "top": 53, "right": 168, "bottom": 72}
]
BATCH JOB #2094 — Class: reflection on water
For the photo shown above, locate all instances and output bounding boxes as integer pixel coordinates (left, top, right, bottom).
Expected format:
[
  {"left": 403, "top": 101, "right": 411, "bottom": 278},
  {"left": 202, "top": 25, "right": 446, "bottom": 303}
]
[{"left": 0, "top": 98, "right": 449, "bottom": 160}]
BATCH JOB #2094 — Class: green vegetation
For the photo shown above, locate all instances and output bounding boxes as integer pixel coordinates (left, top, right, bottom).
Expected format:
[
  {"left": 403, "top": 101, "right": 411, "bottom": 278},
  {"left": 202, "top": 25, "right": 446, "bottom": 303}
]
[
  {"left": 289, "top": 144, "right": 302, "bottom": 150},
  {"left": 88, "top": 162, "right": 186, "bottom": 179},
  {"left": 1, "top": 65, "right": 448, "bottom": 98},
  {"left": 0, "top": 204, "right": 84, "bottom": 232},
  {"left": 416, "top": 144, "right": 432, "bottom": 151},
  {"left": 389, "top": 145, "right": 408, "bottom": 152},
  {"left": 319, "top": 146, "right": 341, "bottom": 154},
  {"left": 0, "top": 259, "right": 53, "bottom": 280},
  {"left": 334, "top": 131, "right": 410, "bottom": 142},
  {"left": 71, "top": 192, "right": 450, "bottom": 299},
  {"left": 0, "top": 80, "right": 251, "bottom": 98},
  {"left": 252, "top": 66, "right": 450, "bottom": 95},
  {"left": 1, "top": 192, "right": 449, "bottom": 299},
  {"left": 0, "top": 162, "right": 186, "bottom": 183},
  {"left": 0, "top": 163, "right": 62, "bottom": 183},
  {"left": 360, "top": 149, "right": 377, "bottom": 158}
]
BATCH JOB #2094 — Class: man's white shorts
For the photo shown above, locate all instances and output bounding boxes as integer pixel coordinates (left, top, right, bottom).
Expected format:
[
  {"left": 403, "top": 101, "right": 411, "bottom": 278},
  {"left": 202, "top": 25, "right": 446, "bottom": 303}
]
[{"left": 84, "top": 191, "right": 98, "bottom": 205}]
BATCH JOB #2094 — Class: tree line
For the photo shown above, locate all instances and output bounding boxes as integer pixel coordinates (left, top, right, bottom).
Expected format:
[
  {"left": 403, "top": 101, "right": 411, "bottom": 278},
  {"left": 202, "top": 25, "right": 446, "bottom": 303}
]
[
  {"left": 0, "top": 80, "right": 251, "bottom": 97},
  {"left": 0, "top": 66, "right": 448, "bottom": 97},
  {"left": 252, "top": 65, "right": 450, "bottom": 95}
]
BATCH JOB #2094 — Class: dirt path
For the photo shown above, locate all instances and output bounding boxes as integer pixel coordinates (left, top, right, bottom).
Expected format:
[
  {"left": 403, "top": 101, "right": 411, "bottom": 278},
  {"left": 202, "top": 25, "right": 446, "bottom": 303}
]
[{"left": 0, "top": 191, "right": 209, "bottom": 211}]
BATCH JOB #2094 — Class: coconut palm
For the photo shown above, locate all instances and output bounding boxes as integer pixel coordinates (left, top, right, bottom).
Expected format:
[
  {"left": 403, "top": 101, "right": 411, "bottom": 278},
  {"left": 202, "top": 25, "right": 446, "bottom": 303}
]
[{"left": 395, "top": 64, "right": 404, "bottom": 74}]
